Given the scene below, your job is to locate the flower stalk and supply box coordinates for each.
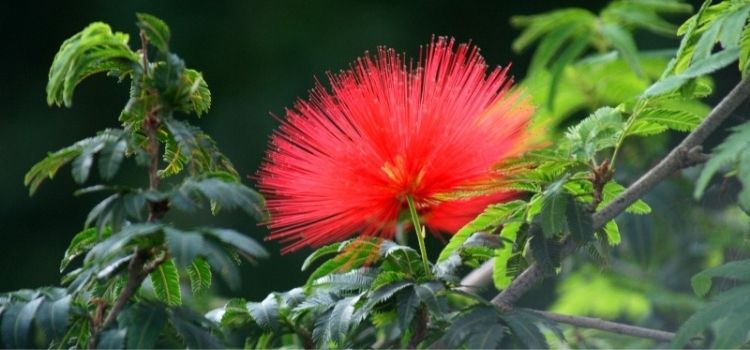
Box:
[406,196,433,279]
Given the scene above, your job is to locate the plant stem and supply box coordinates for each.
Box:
[406,196,433,279]
[530,309,675,342]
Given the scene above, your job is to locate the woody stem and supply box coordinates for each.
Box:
[406,196,433,279]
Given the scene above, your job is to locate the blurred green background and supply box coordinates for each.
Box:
[1,0,605,298]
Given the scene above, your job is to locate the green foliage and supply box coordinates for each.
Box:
[695,120,750,213]
[150,258,182,306]
[513,0,691,109]
[672,259,750,348]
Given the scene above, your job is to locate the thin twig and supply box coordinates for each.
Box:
[530,309,675,342]
[460,76,750,307]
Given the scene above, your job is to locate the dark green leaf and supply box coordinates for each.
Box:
[60,227,100,272]
[164,227,204,268]
[396,288,419,331]
[539,190,567,238]
[201,228,268,259]
[1,297,43,348]
[528,224,556,275]
[566,197,594,244]
[72,150,95,184]
[178,177,266,220]
[691,259,750,297]
[96,329,126,349]
[500,310,548,349]
[98,138,127,180]
[671,284,750,348]
[201,241,240,290]
[122,304,166,349]
[695,121,750,198]
[36,295,71,340]
[169,308,222,349]
[414,282,447,316]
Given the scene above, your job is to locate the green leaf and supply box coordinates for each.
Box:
[493,222,524,289]
[438,200,526,262]
[671,284,750,348]
[501,310,548,349]
[548,32,592,110]
[603,220,621,245]
[201,228,268,259]
[600,181,652,214]
[644,47,740,96]
[1,297,43,348]
[187,257,212,296]
[528,225,556,275]
[97,329,126,349]
[164,227,204,268]
[36,295,71,340]
[302,242,345,271]
[528,22,581,73]
[396,288,419,331]
[177,177,266,220]
[98,138,127,180]
[47,22,138,107]
[201,241,240,290]
[565,106,624,160]
[136,13,170,53]
[740,20,750,74]
[72,149,95,184]
[150,258,182,306]
[414,282,448,316]
[601,23,642,76]
[60,227,102,272]
[695,121,750,198]
[306,241,379,286]
[25,130,122,195]
[441,307,503,348]
[182,69,211,116]
[565,197,594,244]
[718,5,750,50]
[247,294,280,332]
[539,190,567,238]
[637,108,703,132]
[123,303,166,349]
[86,223,163,263]
[169,308,223,349]
[312,294,362,346]
[220,298,250,327]
[690,259,750,297]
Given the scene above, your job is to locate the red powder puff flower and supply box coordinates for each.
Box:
[258,37,534,252]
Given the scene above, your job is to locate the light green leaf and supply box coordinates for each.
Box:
[187,257,212,296]
[601,23,642,76]
[201,228,268,259]
[47,22,138,107]
[136,13,170,53]
[438,200,526,262]
[150,258,182,306]
[645,47,739,96]
[248,294,280,331]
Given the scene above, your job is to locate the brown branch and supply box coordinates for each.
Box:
[460,76,750,307]
[530,309,675,342]
[408,307,429,349]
